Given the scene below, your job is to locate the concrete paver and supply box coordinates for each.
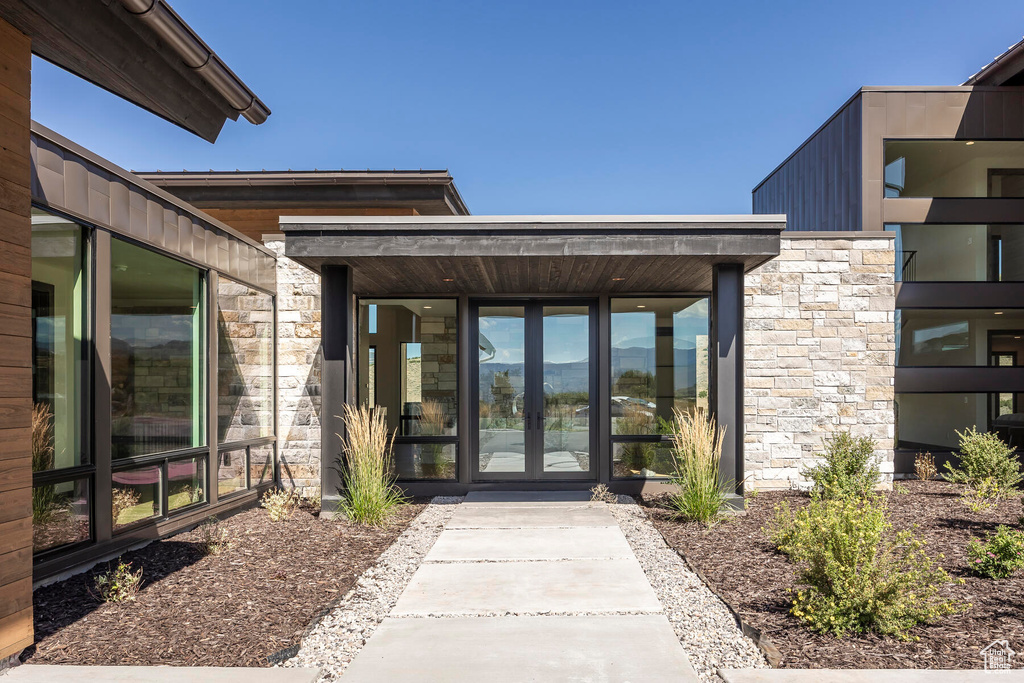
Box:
[341,615,699,682]
[392,558,662,615]
[462,490,595,505]
[4,665,320,683]
[425,526,634,561]
[446,504,616,528]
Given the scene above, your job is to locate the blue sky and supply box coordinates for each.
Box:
[29,0,1024,215]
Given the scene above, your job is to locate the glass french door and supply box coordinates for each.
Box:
[472,300,596,480]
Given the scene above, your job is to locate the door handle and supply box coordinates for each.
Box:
[525,413,531,430]
[537,411,543,426]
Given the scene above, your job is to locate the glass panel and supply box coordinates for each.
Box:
[250,443,274,486]
[888,224,1024,282]
[111,238,204,458]
[477,306,526,474]
[33,478,90,553]
[31,209,85,470]
[897,309,1024,366]
[884,140,1024,198]
[612,441,675,479]
[357,299,457,438]
[168,457,206,511]
[610,298,709,438]
[112,465,161,529]
[217,278,274,443]
[542,306,591,473]
[394,442,457,480]
[896,393,1024,451]
[218,448,246,496]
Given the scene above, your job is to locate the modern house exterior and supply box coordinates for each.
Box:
[753,37,1024,473]
[2,0,1016,666]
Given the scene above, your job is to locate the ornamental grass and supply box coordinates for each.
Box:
[336,404,405,526]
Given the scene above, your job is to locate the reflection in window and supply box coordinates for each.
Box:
[611,298,709,478]
[112,464,161,529]
[168,457,206,511]
[898,309,1024,366]
[884,140,1024,198]
[32,478,90,553]
[217,277,274,444]
[218,448,246,496]
[110,238,204,458]
[31,209,85,471]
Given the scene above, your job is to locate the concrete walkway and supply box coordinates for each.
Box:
[2,665,320,682]
[341,491,700,682]
[720,670,1024,682]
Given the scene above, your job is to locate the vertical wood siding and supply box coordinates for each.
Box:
[0,15,34,661]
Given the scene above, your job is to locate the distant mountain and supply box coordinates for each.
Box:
[478,346,699,398]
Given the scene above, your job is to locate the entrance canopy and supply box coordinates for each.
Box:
[280,215,785,294]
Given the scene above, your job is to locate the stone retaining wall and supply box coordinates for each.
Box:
[743,235,896,490]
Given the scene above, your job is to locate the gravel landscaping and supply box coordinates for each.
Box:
[24,500,427,667]
[608,498,767,682]
[645,480,1024,670]
[283,497,462,680]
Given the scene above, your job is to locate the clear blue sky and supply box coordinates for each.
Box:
[29,0,1024,215]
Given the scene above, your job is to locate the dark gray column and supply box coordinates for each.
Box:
[711,263,744,498]
[321,265,354,511]
[457,295,471,484]
[597,295,612,483]
[206,270,219,508]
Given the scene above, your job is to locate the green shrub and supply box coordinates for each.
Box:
[768,495,960,640]
[336,405,406,526]
[802,432,880,500]
[94,560,143,603]
[197,516,230,556]
[967,525,1024,579]
[665,407,729,525]
[945,428,1023,508]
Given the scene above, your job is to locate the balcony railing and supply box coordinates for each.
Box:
[901,250,917,282]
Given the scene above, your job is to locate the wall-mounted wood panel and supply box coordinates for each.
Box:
[0,15,33,662]
[753,93,862,231]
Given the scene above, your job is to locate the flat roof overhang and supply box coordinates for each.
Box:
[280,215,785,294]
[138,170,470,216]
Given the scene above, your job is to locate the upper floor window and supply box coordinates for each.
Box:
[884,140,1024,198]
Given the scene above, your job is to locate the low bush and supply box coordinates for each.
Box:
[589,483,616,504]
[197,516,230,556]
[945,428,1023,508]
[665,407,729,525]
[336,404,405,526]
[94,560,143,603]
[802,432,879,500]
[767,494,960,640]
[260,488,298,522]
[967,525,1024,579]
[914,451,938,482]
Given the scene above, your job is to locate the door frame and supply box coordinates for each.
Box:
[469,297,599,482]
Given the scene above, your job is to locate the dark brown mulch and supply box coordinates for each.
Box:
[644,481,1024,670]
[24,500,427,667]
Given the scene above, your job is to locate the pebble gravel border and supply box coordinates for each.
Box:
[608,498,768,682]
[283,497,463,681]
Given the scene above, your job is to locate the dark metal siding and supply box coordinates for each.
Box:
[752,93,863,231]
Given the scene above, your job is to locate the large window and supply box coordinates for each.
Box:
[898,308,1024,366]
[610,297,709,478]
[888,224,1024,282]
[31,209,90,554]
[897,392,1024,451]
[884,140,1024,198]
[358,299,458,479]
[216,277,275,496]
[111,238,205,458]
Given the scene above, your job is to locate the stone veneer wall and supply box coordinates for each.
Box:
[744,234,896,490]
[265,239,322,493]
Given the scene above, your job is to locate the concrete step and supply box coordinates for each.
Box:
[720,669,1024,682]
